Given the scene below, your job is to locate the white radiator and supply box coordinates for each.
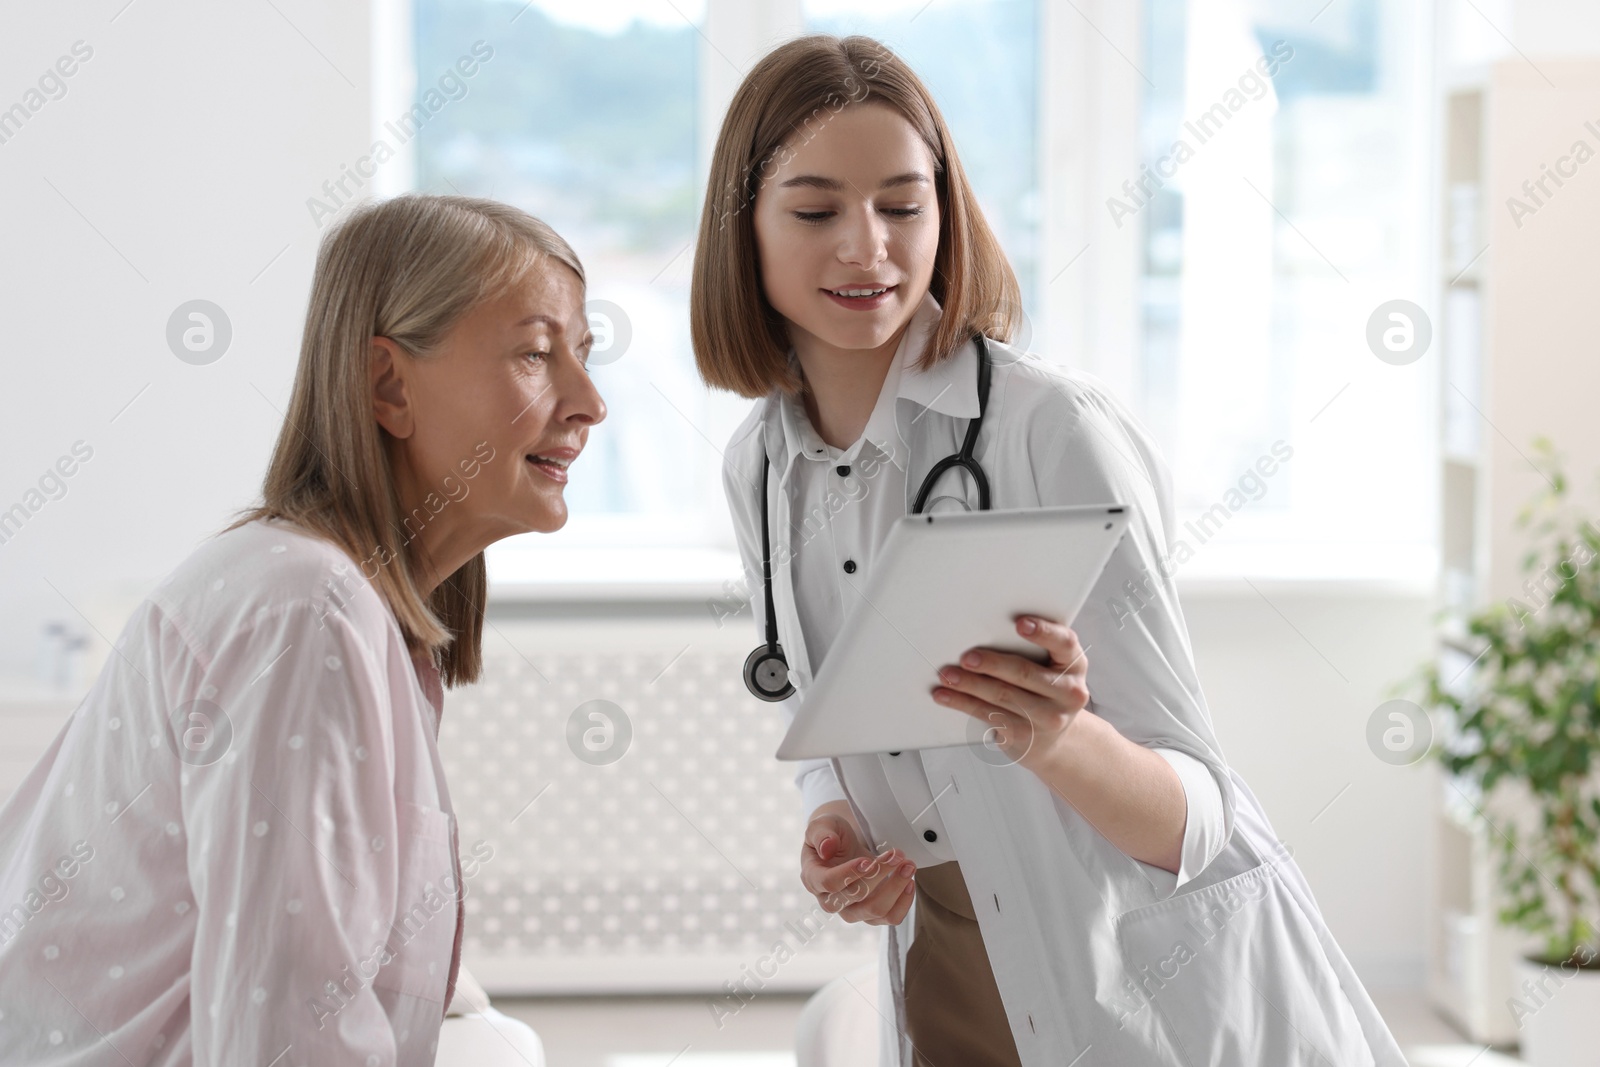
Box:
[440,613,877,996]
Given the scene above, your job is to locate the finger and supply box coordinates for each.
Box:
[840,860,917,923]
[936,663,1054,716]
[814,834,841,864]
[868,873,919,927]
[809,848,899,903]
[840,852,908,907]
[804,817,848,858]
[931,690,1037,753]
[817,850,904,909]
[931,685,1022,727]
[800,843,859,902]
[883,877,917,925]
[1016,616,1088,673]
[1043,648,1089,692]
[928,684,1011,726]
[974,617,1087,677]
[804,866,859,911]
[802,854,861,904]
[943,645,1087,706]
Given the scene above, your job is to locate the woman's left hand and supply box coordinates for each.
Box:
[931,615,1090,773]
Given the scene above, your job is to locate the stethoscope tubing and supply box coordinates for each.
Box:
[743,334,994,701]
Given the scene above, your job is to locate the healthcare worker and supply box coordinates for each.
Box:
[690,34,1407,1067]
[0,195,590,1064]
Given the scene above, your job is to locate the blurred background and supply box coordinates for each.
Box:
[3,0,1599,1063]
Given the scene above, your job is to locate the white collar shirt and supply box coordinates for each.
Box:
[776,313,961,868]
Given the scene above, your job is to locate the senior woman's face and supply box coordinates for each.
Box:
[374,265,606,545]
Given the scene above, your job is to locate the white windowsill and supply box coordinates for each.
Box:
[489,547,746,602]
[486,543,1439,603]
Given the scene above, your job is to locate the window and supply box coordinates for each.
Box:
[413,0,752,587]
[803,0,1041,321]
[1135,0,1434,579]
[406,0,1434,590]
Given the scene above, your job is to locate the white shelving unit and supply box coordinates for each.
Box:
[1425,15,1600,1044]
[1425,60,1525,1050]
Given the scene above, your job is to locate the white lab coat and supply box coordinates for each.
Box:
[720,324,1407,1066]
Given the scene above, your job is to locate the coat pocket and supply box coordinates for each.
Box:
[371,800,460,1004]
[1111,859,1375,1067]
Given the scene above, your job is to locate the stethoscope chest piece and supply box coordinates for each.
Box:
[744,643,795,701]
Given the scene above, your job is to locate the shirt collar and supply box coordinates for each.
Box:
[775,289,980,475]
[895,289,981,422]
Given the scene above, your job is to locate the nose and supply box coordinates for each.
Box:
[554,349,606,427]
[837,203,888,272]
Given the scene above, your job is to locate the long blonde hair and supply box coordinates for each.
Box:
[228,194,585,686]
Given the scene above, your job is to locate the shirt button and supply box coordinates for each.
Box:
[836,464,851,476]
[843,560,857,574]
[923,829,938,843]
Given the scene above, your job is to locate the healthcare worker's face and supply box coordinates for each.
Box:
[752,102,942,358]
[371,264,606,552]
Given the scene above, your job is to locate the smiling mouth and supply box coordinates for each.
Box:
[826,285,895,298]
[525,453,574,484]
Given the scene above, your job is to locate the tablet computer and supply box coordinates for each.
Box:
[774,503,1131,761]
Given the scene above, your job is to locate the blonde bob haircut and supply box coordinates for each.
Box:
[228,193,584,687]
[691,34,1022,399]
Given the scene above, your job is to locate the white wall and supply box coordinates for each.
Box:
[0,1,373,676]
[1515,0,1600,55]
[0,0,1444,992]
[1181,582,1437,988]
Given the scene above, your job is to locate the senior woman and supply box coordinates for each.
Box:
[0,195,602,1064]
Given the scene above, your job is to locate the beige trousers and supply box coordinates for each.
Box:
[903,860,1023,1067]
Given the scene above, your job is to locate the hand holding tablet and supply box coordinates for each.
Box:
[775,503,1130,761]
[931,613,1094,772]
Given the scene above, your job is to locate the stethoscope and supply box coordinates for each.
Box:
[743,333,994,702]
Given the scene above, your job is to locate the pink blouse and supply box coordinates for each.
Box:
[0,517,463,1066]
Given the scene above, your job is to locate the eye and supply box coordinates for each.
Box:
[792,207,924,224]
[522,350,550,365]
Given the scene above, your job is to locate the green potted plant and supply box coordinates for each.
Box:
[1412,438,1600,1066]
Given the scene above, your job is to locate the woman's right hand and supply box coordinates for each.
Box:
[801,800,917,926]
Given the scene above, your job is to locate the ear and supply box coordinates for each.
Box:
[370,336,414,439]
